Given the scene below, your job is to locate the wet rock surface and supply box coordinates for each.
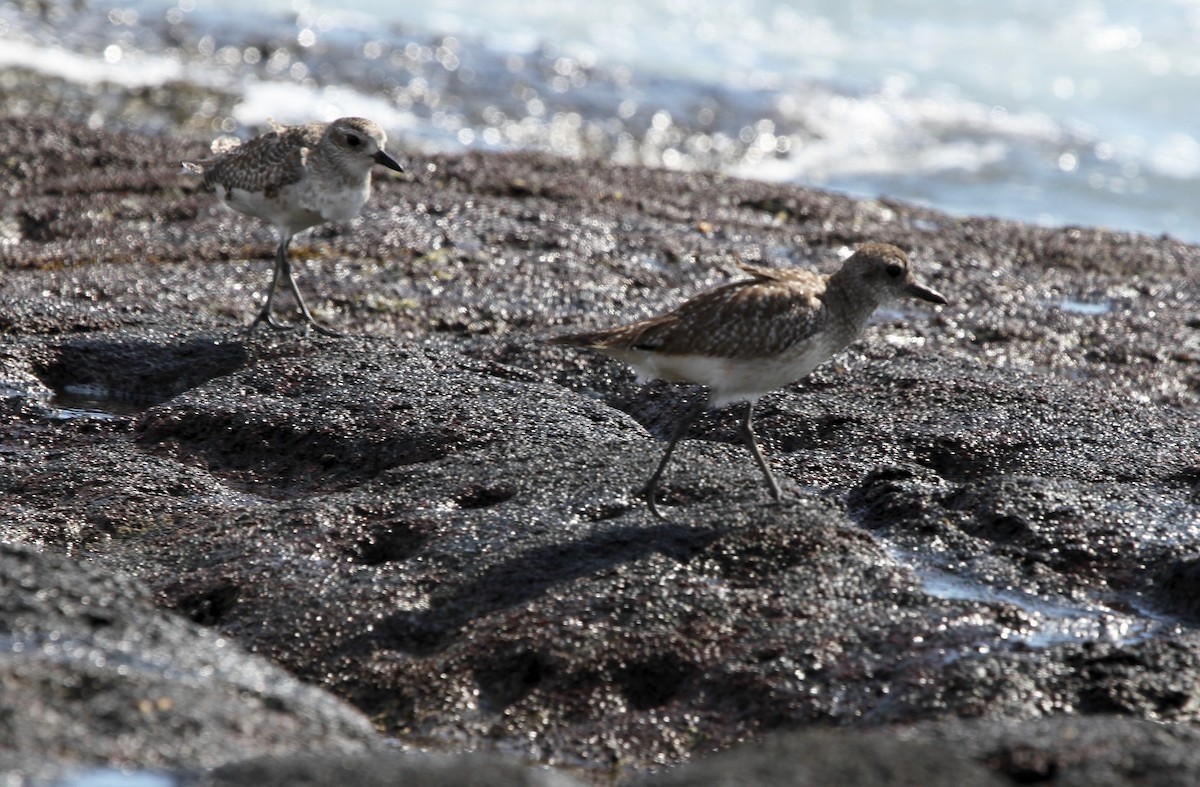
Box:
[0,541,381,785]
[2,116,1200,783]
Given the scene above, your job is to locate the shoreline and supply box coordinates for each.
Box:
[5,0,1200,243]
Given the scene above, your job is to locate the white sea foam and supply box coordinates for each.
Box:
[1148,131,1200,178]
[750,86,1065,183]
[232,80,419,134]
[0,38,185,87]
[3,0,1200,239]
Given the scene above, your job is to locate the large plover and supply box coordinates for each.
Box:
[185,117,404,336]
[550,242,947,518]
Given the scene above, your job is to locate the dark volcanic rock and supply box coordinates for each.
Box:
[907,715,1200,787]
[1154,555,1200,624]
[635,716,1200,786]
[0,542,381,785]
[629,727,1008,787]
[3,117,1200,783]
[101,342,1200,773]
[134,339,639,494]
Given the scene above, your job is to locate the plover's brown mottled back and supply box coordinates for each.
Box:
[550,242,947,518]
[185,117,404,336]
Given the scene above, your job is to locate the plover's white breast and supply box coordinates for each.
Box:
[292,175,373,225]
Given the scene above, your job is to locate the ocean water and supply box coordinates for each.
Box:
[3,0,1200,241]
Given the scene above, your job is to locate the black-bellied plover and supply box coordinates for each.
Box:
[185,117,404,336]
[550,242,947,518]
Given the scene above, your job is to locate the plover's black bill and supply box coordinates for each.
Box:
[907,281,947,305]
[375,149,404,172]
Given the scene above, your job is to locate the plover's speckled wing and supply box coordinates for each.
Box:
[201,124,323,197]
[553,264,828,360]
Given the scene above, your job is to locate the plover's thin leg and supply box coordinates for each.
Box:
[642,397,708,520]
[739,400,783,502]
[248,237,294,335]
[276,239,345,338]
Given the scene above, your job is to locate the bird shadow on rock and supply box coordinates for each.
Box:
[32,331,249,411]
[368,517,728,658]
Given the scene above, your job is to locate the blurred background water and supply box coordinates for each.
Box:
[2,0,1199,240]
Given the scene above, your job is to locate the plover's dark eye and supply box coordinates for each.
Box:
[885,263,903,278]
[346,134,362,147]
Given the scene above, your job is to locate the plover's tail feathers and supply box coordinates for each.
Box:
[547,313,675,352]
[181,134,243,175]
[181,134,245,177]
[180,131,248,179]
[546,327,617,348]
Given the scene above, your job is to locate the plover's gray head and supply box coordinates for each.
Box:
[323,117,404,175]
[840,242,947,305]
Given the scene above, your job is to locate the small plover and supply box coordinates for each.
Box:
[185,117,404,336]
[550,242,947,518]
